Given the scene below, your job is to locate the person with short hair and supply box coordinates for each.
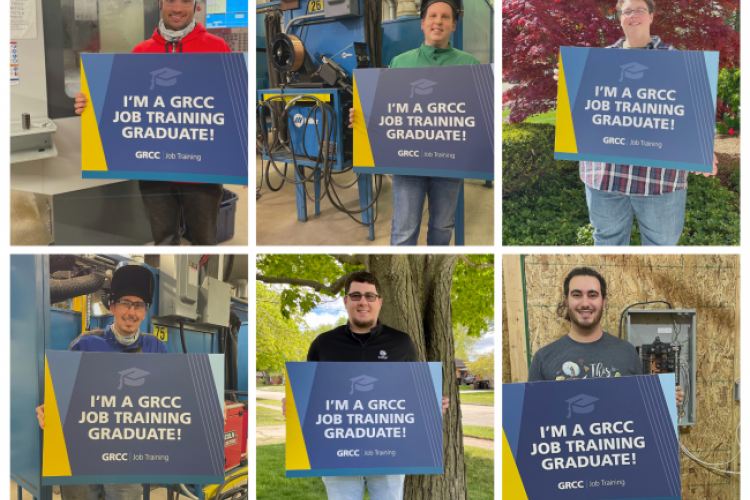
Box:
[351,0,480,246]
[554,0,718,245]
[74,0,231,245]
[283,270,449,499]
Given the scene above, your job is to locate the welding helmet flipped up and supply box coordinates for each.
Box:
[110,262,155,306]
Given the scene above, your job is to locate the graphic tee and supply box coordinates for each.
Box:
[528,331,643,382]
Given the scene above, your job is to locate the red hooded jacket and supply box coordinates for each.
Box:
[133,22,230,54]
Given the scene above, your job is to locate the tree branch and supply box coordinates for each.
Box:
[329,254,364,266]
[459,255,495,269]
[256,271,355,295]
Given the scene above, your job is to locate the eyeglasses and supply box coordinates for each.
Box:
[346,293,381,302]
[115,299,149,311]
[619,8,650,17]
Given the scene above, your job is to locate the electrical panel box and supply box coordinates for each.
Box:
[159,255,201,320]
[323,0,360,18]
[198,276,231,327]
[625,309,697,426]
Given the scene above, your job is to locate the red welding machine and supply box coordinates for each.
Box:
[224,401,246,470]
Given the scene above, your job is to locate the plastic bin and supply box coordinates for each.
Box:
[181,188,239,243]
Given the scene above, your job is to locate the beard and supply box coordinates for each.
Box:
[350,317,376,330]
[569,307,604,330]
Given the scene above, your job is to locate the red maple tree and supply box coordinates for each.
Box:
[502,0,740,122]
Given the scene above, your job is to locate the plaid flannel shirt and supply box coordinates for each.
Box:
[579,35,688,196]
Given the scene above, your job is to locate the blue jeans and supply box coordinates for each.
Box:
[585,186,687,246]
[60,484,142,500]
[322,475,405,500]
[391,175,462,246]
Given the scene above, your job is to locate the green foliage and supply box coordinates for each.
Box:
[452,255,494,337]
[502,123,577,196]
[717,67,740,113]
[256,406,286,427]
[453,325,483,361]
[257,254,362,318]
[258,254,495,338]
[503,168,739,246]
[467,352,494,380]
[256,282,314,373]
[727,164,740,194]
[680,175,740,245]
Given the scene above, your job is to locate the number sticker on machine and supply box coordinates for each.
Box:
[308,0,324,13]
[154,325,168,341]
[225,430,237,447]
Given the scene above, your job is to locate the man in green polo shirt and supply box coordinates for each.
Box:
[351,0,479,246]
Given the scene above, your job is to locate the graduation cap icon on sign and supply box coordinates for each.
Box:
[619,62,648,82]
[150,67,182,90]
[410,78,438,97]
[350,375,378,394]
[565,394,599,418]
[118,367,150,390]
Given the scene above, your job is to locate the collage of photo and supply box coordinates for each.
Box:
[5,0,743,500]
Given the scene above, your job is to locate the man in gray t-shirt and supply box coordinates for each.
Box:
[529,267,684,407]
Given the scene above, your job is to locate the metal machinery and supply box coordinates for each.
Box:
[10,255,249,500]
[625,309,697,426]
[256,0,494,242]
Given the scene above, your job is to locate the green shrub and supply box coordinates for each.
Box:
[502,123,577,196]
[717,67,740,113]
[503,169,739,246]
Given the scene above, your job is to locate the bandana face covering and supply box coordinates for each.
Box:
[112,324,140,347]
[159,19,196,42]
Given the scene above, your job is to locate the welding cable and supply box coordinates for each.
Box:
[179,484,200,499]
[257,93,383,227]
[179,320,188,354]
[618,301,673,338]
[214,470,249,500]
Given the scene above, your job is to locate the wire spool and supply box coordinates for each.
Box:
[269,34,306,72]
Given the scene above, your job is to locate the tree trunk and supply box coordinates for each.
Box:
[261,369,271,385]
[363,255,467,500]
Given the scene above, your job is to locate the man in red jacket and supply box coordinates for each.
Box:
[75,0,231,246]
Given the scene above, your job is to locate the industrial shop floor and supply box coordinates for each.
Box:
[9,186,249,246]
[256,155,495,246]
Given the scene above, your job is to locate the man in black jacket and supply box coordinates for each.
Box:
[285,270,447,500]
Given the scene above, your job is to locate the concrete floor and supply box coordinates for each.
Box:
[10,480,247,499]
[256,155,494,246]
[10,185,248,246]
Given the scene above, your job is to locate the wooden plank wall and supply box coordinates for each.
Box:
[501,254,740,500]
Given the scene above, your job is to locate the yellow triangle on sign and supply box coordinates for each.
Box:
[80,62,109,171]
[502,430,529,499]
[352,77,375,168]
[42,356,72,477]
[285,369,311,471]
[554,56,578,154]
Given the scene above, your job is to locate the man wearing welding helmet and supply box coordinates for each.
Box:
[35,263,165,500]
[350,0,480,246]
[74,0,232,246]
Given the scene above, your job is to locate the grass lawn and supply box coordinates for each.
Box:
[257,384,286,392]
[502,108,558,125]
[459,385,476,392]
[256,443,492,500]
[460,391,494,406]
[257,406,286,427]
[463,425,494,440]
[257,398,282,407]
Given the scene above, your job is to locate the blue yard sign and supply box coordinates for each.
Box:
[285,362,444,478]
[503,374,681,500]
[80,53,248,184]
[555,47,718,173]
[353,65,494,180]
[42,351,225,485]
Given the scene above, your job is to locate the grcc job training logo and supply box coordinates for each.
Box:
[409,78,437,98]
[149,67,182,90]
[118,367,150,390]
